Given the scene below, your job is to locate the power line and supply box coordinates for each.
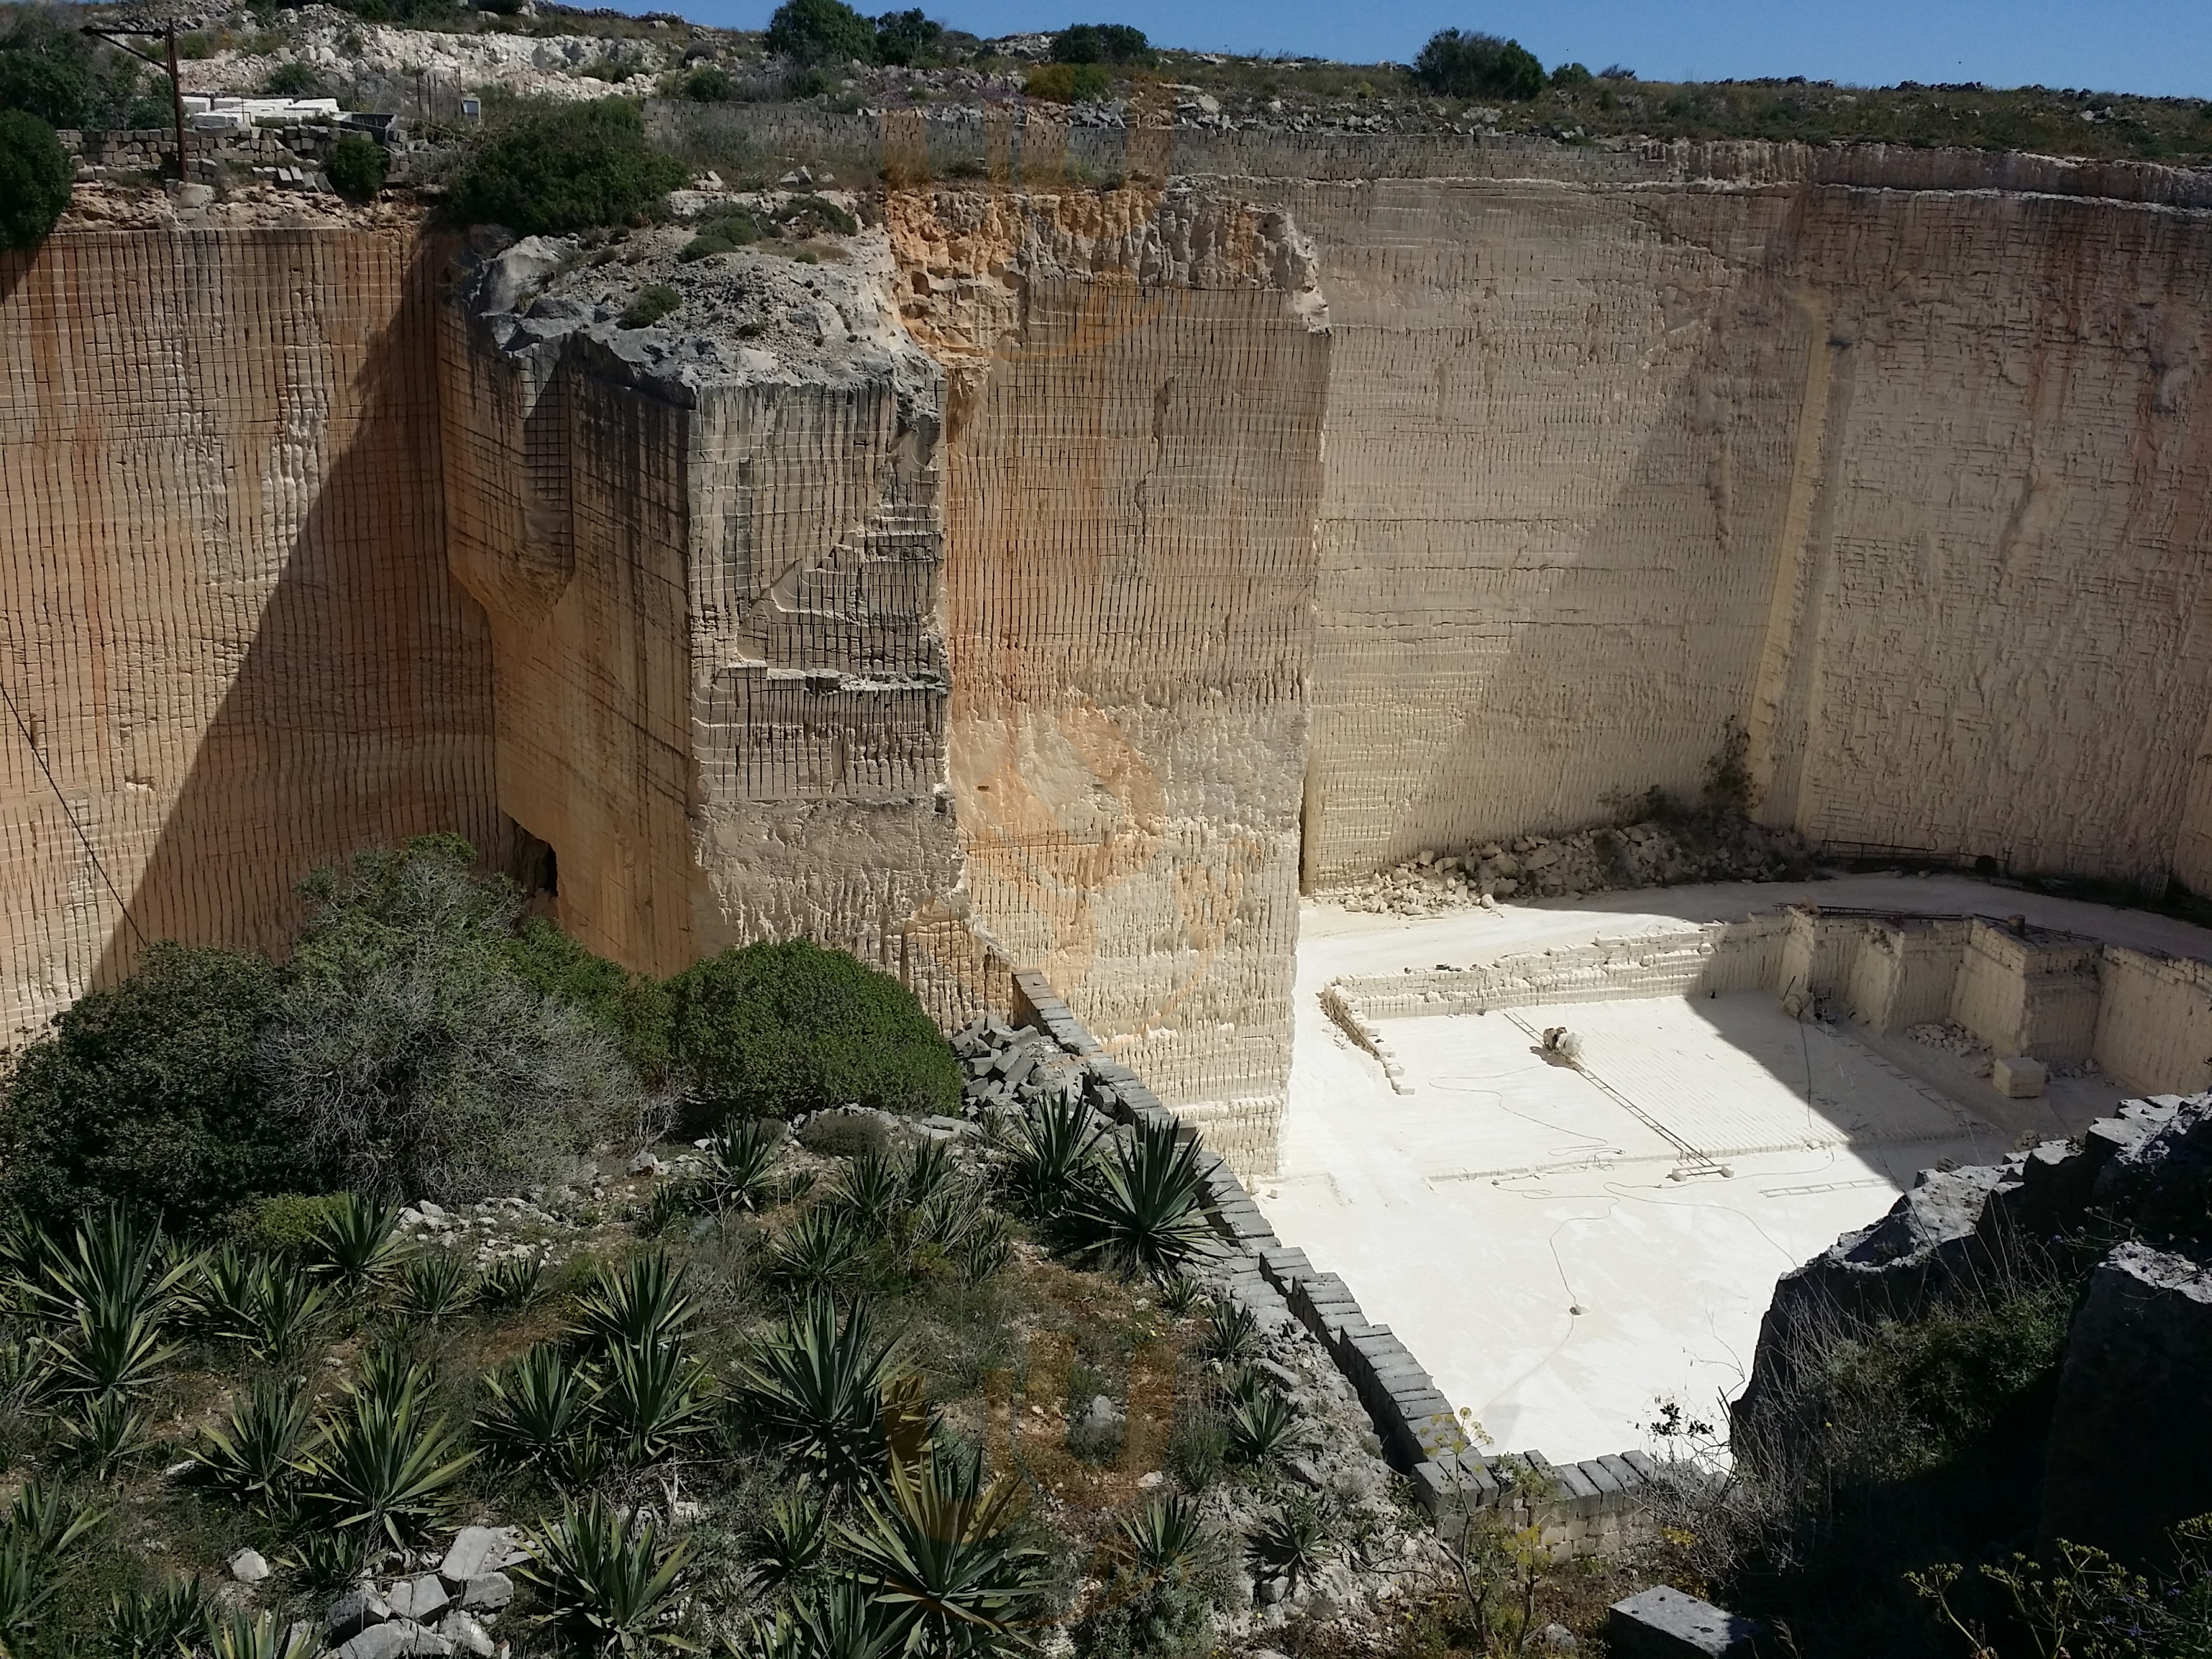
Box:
[0,678,150,951]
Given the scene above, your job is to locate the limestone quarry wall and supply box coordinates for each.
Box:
[0,226,499,1036]
[435,276,973,1015]
[1283,175,2212,887]
[892,186,1332,1173]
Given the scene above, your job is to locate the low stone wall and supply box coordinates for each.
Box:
[1008,967,1659,1561]
[1325,905,2212,1099]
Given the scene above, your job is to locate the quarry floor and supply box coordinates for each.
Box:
[1257,874,2212,1465]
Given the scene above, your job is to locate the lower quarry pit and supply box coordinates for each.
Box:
[1261,873,2212,1464]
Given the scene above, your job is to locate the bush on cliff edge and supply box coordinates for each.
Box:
[668,937,960,1124]
[0,108,72,249]
[443,98,688,235]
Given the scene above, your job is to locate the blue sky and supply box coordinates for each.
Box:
[665,1,2212,99]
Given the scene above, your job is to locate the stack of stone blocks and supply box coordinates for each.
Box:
[58,114,402,192]
[1005,968,1664,1561]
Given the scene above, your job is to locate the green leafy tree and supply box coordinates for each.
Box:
[680,64,733,101]
[260,61,325,98]
[874,9,943,67]
[443,99,688,236]
[258,836,635,1202]
[766,0,877,66]
[668,938,958,1122]
[502,915,674,1084]
[0,106,70,248]
[323,133,389,203]
[0,941,306,1229]
[1412,29,1547,102]
[0,9,149,130]
[1050,23,1153,65]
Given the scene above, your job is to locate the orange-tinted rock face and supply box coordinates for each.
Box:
[0,226,500,1035]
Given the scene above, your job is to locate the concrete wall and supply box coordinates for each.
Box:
[0,227,500,1036]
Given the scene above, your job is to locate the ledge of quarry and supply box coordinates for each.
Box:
[451,193,939,413]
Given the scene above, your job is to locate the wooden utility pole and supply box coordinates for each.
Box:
[82,16,194,184]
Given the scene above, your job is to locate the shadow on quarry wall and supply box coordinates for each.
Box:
[88,233,501,989]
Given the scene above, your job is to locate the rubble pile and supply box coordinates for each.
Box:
[1330,814,1814,916]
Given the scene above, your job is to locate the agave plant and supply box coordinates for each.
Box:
[550,1426,615,1492]
[394,1249,475,1324]
[840,1437,1050,1656]
[1002,1088,1103,1221]
[956,1212,1015,1286]
[25,1206,194,1398]
[1200,1299,1258,1364]
[476,1343,602,1470]
[190,1376,316,1507]
[276,1525,371,1599]
[746,1576,899,1659]
[833,1150,905,1241]
[599,1334,715,1467]
[727,1292,898,1493]
[702,1118,785,1215]
[571,1252,695,1353]
[306,1193,407,1292]
[765,1208,865,1296]
[0,1483,102,1653]
[518,1496,695,1657]
[476,1255,550,1314]
[201,1607,323,1659]
[1226,1387,1299,1467]
[55,1388,157,1479]
[0,1330,51,1416]
[108,1574,209,1658]
[743,1481,830,1595]
[899,1141,958,1214]
[1157,1274,1205,1319]
[1246,1496,1334,1597]
[636,1183,695,1240]
[194,1251,332,1365]
[293,1359,475,1547]
[1069,1119,1213,1277]
[1113,1493,1210,1588]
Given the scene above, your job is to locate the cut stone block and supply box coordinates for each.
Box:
[1992,1055,2047,1097]
[1608,1586,1761,1657]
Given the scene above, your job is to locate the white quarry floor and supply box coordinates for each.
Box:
[1259,874,2208,1465]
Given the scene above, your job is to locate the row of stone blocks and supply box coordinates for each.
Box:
[1006,967,1664,1561]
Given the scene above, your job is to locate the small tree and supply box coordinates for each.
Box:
[1051,22,1153,66]
[443,99,689,236]
[1412,29,1547,102]
[680,64,733,101]
[766,0,877,65]
[874,8,943,67]
[0,108,73,250]
[323,134,388,203]
[261,60,325,99]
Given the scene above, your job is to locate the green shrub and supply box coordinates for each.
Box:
[617,281,681,328]
[1412,29,1547,102]
[501,916,673,1084]
[798,1111,888,1160]
[668,939,959,1122]
[323,134,388,203]
[443,99,688,235]
[874,8,943,66]
[1050,23,1152,66]
[0,109,73,251]
[260,61,324,98]
[0,941,308,1231]
[766,0,877,65]
[1551,61,1595,87]
[779,192,856,234]
[1025,62,1113,104]
[681,64,733,101]
[224,1193,348,1255]
[260,836,635,1203]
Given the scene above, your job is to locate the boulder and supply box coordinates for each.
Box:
[2089,1095,2212,1244]
[436,1612,497,1658]
[326,1588,393,1641]
[2041,1242,2212,1565]
[226,1547,270,1584]
[459,1570,515,1612]
[332,1622,419,1659]
[388,1574,449,1622]
[440,1525,521,1585]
